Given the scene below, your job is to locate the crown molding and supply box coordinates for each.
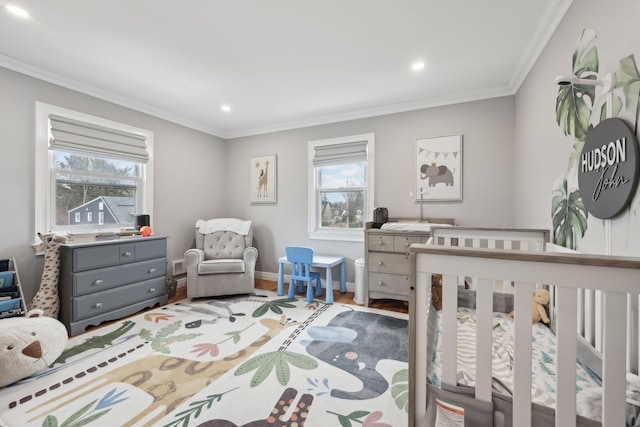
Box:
[508,0,574,90]
[0,54,227,138]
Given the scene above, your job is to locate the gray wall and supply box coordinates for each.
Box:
[226,96,516,280]
[514,0,640,256]
[0,66,227,302]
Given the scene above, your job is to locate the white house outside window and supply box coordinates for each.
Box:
[308,133,374,241]
[35,102,154,242]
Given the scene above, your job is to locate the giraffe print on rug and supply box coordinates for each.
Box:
[30,233,67,318]
[197,387,313,426]
[27,316,299,426]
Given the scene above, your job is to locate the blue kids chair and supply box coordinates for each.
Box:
[286,246,322,302]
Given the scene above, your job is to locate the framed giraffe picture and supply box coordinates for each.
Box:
[250,154,277,204]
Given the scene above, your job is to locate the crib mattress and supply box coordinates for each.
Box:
[427,307,601,409]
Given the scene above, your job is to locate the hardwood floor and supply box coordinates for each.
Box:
[170,278,408,314]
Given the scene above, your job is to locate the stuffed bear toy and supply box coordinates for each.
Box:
[431,273,443,311]
[510,289,550,323]
[0,309,68,387]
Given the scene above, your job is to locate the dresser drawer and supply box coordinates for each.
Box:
[73,258,166,296]
[368,272,409,296]
[134,239,167,261]
[367,235,393,252]
[393,235,423,253]
[73,245,121,272]
[368,252,409,275]
[73,276,166,321]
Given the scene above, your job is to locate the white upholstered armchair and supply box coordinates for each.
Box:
[185,219,258,298]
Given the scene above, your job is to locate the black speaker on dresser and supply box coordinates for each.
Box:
[134,214,150,230]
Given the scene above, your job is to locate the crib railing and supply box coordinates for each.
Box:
[409,242,640,427]
[428,227,640,373]
[544,243,640,376]
[428,226,550,253]
[427,227,549,294]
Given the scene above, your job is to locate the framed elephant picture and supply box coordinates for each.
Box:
[250,154,277,204]
[416,134,462,201]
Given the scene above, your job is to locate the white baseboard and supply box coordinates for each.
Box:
[176,276,187,288]
[255,270,355,293]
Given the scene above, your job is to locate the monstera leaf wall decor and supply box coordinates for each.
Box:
[552,28,640,249]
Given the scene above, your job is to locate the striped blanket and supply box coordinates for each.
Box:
[427,307,600,408]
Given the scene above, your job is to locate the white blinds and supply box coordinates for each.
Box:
[49,115,149,163]
[312,140,368,166]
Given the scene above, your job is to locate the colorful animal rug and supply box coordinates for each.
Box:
[0,292,409,426]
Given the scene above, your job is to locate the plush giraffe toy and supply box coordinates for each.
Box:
[30,232,67,318]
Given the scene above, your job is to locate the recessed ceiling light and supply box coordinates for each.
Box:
[221,105,231,112]
[412,61,425,72]
[6,5,29,18]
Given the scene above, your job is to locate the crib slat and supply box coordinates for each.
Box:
[577,288,584,338]
[555,286,577,427]
[475,278,493,402]
[513,282,534,427]
[412,271,430,426]
[584,289,595,346]
[627,294,639,374]
[595,290,603,352]
[637,294,640,374]
[602,291,627,426]
[442,274,459,387]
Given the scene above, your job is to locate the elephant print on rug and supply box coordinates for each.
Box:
[304,310,408,400]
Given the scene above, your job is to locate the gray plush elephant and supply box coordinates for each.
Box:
[304,310,408,400]
[420,162,454,187]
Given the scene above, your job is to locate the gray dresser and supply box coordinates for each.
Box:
[58,235,168,336]
[364,219,454,306]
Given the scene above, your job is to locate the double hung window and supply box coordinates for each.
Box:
[35,103,153,240]
[308,133,374,241]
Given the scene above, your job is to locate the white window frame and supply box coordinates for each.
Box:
[35,102,154,243]
[307,133,374,242]
[87,212,93,222]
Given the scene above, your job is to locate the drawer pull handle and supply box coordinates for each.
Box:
[378,261,383,265]
[148,268,156,273]
[95,302,103,309]
[378,281,384,286]
[405,242,410,247]
[123,251,133,257]
[94,279,104,285]
[149,288,156,293]
[378,241,383,245]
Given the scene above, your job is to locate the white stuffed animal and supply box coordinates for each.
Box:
[0,309,68,387]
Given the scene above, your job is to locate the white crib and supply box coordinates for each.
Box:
[409,226,640,427]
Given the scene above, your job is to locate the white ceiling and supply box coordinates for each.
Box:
[0,1,573,139]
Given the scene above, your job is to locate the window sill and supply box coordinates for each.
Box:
[308,230,364,242]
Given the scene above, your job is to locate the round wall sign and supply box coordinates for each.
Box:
[578,118,640,219]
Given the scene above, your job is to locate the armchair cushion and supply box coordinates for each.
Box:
[203,231,246,260]
[198,259,245,275]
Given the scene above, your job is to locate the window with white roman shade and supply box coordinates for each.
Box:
[308,133,374,241]
[35,102,154,241]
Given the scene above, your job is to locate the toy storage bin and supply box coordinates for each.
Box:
[0,258,26,319]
